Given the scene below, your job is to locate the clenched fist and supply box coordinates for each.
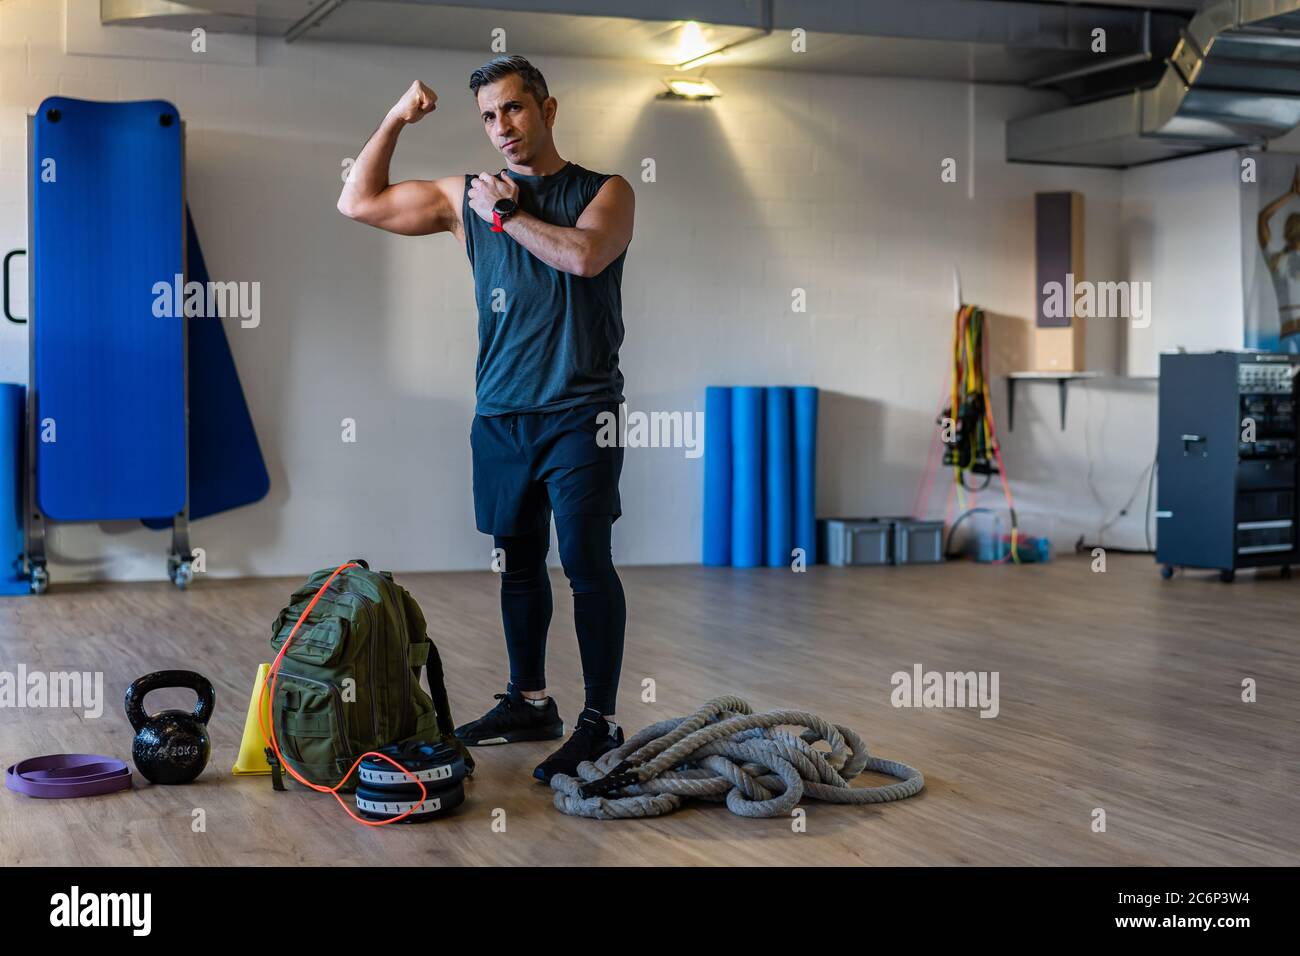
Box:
[468,171,519,225]
[389,81,437,125]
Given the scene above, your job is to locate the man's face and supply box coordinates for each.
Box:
[476,74,554,165]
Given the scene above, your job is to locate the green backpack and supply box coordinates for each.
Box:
[267,559,472,790]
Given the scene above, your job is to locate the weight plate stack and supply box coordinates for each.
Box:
[355,778,465,823]
[354,740,468,824]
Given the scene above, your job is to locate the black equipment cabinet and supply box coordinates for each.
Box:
[1157,351,1300,582]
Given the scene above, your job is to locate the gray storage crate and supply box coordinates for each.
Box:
[892,518,944,564]
[819,517,946,566]
[819,518,892,566]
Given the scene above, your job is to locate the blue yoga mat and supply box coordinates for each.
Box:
[730,387,764,568]
[143,210,269,528]
[793,386,819,565]
[0,384,26,594]
[765,387,793,567]
[702,386,732,566]
[33,97,186,521]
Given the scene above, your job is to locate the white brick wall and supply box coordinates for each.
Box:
[0,0,1223,580]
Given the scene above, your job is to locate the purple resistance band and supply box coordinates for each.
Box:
[5,753,132,799]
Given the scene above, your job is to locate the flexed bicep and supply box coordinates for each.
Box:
[340,176,463,237]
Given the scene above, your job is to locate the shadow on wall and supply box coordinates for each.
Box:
[177,129,487,574]
[1119,215,1155,375]
[982,307,1034,453]
[980,309,1068,489]
[817,389,936,520]
[603,87,772,331]
[984,310,1033,379]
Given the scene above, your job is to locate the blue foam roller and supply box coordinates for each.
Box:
[792,386,819,565]
[730,387,764,568]
[702,386,732,566]
[764,387,793,567]
[0,384,27,594]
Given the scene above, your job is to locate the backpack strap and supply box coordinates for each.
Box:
[419,637,473,771]
[420,639,454,739]
[395,586,475,773]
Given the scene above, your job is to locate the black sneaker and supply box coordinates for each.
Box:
[454,689,564,746]
[533,709,625,783]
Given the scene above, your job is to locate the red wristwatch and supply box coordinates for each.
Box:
[491,198,518,233]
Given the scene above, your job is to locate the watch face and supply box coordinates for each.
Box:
[494,198,517,215]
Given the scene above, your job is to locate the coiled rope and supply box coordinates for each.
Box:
[550,696,924,819]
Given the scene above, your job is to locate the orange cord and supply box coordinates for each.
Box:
[257,561,432,826]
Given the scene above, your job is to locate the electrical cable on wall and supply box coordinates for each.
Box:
[1076,448,1158,555]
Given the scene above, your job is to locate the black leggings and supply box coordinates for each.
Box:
[494,514,626,714]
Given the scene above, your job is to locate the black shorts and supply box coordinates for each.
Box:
[470,400,624,536]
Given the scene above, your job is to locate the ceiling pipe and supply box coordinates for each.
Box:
[284,0,350,44]
[1007,0,1300,168]
[1027,9,1153,89]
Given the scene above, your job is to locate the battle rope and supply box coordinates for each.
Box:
[550,696,924,820]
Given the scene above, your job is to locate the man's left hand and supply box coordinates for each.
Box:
[468,171,519,224]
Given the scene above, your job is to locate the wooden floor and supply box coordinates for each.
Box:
[1,554,1297,866]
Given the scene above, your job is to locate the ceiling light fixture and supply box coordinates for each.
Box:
[661,77,723,100]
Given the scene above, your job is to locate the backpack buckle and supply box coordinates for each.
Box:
[265,748,286,792]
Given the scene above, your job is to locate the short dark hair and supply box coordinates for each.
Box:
[469,55,550,107]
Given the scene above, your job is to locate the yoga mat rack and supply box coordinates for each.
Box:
[22,97,193,593]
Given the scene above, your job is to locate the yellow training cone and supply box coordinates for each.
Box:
[232,663,275,775]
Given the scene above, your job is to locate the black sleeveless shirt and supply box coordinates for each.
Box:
[462,162,627,416]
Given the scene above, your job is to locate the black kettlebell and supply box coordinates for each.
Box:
[124,670,215,785]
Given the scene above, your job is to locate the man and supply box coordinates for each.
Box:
[337,56,634,782]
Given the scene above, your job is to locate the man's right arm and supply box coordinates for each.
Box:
[337,81,462,238]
